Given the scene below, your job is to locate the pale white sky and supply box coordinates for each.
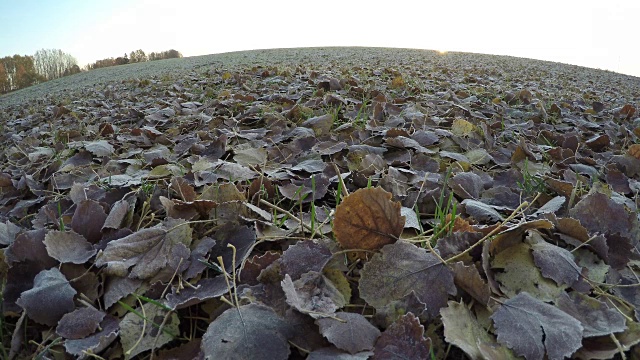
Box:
[1,0,639,77]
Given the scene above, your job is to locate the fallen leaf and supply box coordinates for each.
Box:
[16,268,76,326]
[359,241,456,318]
[441,300,510,359]
[316,312,381,354]
[120,302,179,359]
[528,232,582,287]
[492,242,566,301]
[201,303,291,360]
[280,239,333,281]
[282,272,346,318]
[64,315,119,356]
[95,218,192,279]
[491,292,583,360]
[333,187,405,250]
[372,312,431,359]
[555,291,626,337]
[56,307,105,339]
[44,230,97,264]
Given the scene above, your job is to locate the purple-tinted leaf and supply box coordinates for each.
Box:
[316,312,381,354]
[56,307,106,339]
[280,239,332,281]
[17,268,77,326]
[282,272,346,318]
[201,303,291,360]
[44,230,96,264]
[372,313,431,359]
[359,241,455,318]
[491,292,583,360]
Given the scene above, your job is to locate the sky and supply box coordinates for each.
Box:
[1,0,639,77]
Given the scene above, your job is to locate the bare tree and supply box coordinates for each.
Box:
[33,49,80,80]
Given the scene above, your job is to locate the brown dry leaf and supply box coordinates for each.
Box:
[620,104,636,119]
[518,89,533,104]
[333,187,405,250]
[627,144,640,160]
[450,261,491,305]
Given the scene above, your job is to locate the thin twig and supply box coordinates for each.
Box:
[445,194,538,264]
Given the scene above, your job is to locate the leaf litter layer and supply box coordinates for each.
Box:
[1,47,640,359]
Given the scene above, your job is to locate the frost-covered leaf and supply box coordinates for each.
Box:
[71,199,107,244]
[282,272,346,318]
[0,220,21,246]
[16,268,76,326]
[201,303,291,360]
[556,291,626,337]
[316,312,380,354]
[359,241,456,317]
[56,307,105,339]
[95,218,191,279]
[69,140,114,157]
[449,172,483,199]
[165,276,229,310]
[234,147,268,166]
[308,347,373,359]
[44,230,96,264]
[64,315,119,356]
[372,313,431,359]
[491,242,566,301]
[102,198,131,230]
[373,291,428,328]
[280,239,332,281]
[491,292,583,360]
[570,190,639,238]
[531,196,565,217]
[528,232,582,286]
[461,199,504,222]
[210,222,255,272]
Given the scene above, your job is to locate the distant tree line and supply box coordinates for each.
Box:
[0,49,80,95]
[87,49,182,70]
[0,55,43,95]
[0,48,182,95]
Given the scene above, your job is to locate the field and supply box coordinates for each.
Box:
[1,47,640,359]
